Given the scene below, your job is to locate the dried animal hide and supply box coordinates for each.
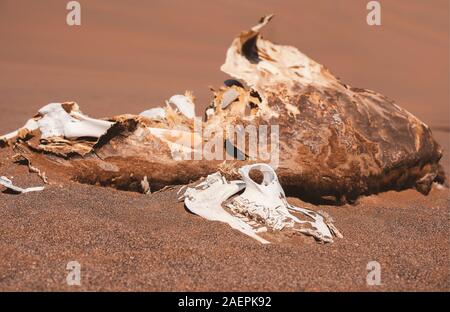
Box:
[0,15,444,202]
[211,14,444,201]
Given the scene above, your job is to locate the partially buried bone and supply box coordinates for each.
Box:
[226,164,341,243]
[0,176,44,194]
[181,164,341,243]
[181,172,270,244]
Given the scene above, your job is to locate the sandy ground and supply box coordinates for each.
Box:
[0,0,449,291]
[0,181,448,291]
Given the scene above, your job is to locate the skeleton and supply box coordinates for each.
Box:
[180,163,342,243]
[167,93,196,119]
[0,15,445,202]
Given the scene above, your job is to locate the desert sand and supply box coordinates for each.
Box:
[0,0,449,291]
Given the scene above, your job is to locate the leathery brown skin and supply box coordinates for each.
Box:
[6,116,239,193]
[206,84,443,202]
[0,15,445,203]
[210,14,444,203]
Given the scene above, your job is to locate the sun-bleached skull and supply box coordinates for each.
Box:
[181,164,341,244]
[138,93,196,122]
[180,172,270,244]
[226,163,342,243]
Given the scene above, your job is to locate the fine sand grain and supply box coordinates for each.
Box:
[0,180,448,291]
[0,0,449,291]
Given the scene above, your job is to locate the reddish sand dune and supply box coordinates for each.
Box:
[0,0,448,291]
[0,1,448,126]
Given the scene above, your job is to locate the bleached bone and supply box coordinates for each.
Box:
[139,107,167,120]
[140,175,151,194]
[0,118,39,141]
[37,103,113,139]
[0,176,44,194]
[216,15,444,198]
[226,164,341,243]
[0,15,443,201]
[1,102,114,142]
[181,172,270,244]
[220,88,240,109]
[167,94,195,119]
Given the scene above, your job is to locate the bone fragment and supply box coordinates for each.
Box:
[181,172,270,244]
[0,176,44,194]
